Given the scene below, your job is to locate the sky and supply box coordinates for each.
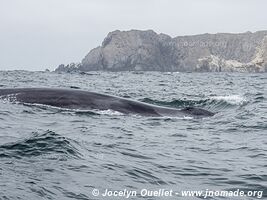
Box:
[0,0,266,71]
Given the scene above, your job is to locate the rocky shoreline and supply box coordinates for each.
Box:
[55,30,267,72]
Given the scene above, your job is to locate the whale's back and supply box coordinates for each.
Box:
[0,88,214,117]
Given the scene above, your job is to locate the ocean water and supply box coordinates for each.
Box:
[0,71,266,200]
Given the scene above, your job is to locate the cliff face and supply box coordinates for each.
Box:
[80,30,183,71]
[55,30,267,72]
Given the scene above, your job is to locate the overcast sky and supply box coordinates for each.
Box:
[0,0,266,71]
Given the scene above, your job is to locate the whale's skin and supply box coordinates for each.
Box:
[0,88,214,117]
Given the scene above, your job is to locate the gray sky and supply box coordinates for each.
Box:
[0,0,266,71]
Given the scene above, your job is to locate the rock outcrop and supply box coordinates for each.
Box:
[55,30,267,72]
[56,63,82,73]
[80,30,182,72]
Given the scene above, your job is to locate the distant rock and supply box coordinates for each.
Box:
[55,63,82,73]
[80,30,182,72]
[55,30,267,72]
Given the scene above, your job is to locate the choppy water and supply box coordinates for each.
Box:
[0,71,266,200]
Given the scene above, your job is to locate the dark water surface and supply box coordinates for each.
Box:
[0,71,266,199]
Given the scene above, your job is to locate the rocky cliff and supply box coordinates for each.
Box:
[55,30,267,72]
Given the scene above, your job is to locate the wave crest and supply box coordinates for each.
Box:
[141,94,247,110]
[0,130,80,159]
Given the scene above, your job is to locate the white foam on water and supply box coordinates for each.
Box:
[0,94,18,104]
[211,95,246,105]
[20,104,124,116]
[94,109,124,116]
[149,115,194,120]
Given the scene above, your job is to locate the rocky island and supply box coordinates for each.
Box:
[55,30,267,72]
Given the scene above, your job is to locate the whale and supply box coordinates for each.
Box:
[0,88,214,117]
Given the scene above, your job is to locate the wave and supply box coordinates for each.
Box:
[0,130,80,159]
[210,95,247,105]
[141,94,247,110]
